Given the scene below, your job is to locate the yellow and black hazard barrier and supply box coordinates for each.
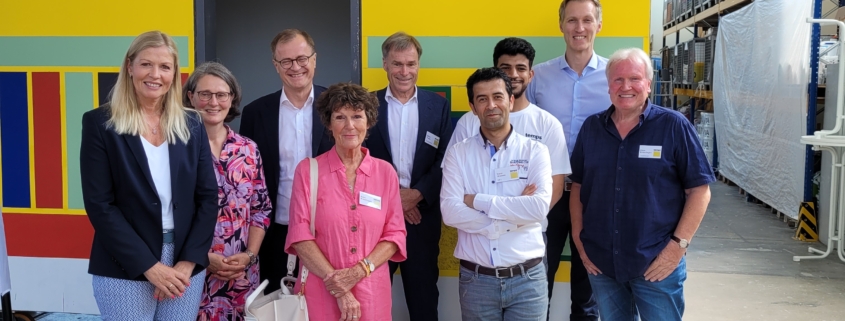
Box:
[794,202,818,242]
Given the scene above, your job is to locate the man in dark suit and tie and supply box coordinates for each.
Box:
[239,28,333,294]
[365,31,453,321]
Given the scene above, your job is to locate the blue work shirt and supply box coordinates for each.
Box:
[569,102,715,282]
[526,53,611,154]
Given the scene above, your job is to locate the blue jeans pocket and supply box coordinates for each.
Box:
[459,266,476,284]
[524,264,547,281]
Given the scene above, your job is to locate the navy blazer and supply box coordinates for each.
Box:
[365,88,453,212]
[239,85,334,212]
[80,105,218,280]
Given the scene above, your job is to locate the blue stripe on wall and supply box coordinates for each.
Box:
[0,72,32,208]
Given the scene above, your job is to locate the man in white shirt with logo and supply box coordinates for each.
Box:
[441,67,553,321]
[449,37,569,232]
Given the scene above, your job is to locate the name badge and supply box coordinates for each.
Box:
[638,145,663,159]
[359,191,382,210]
[425,131,440,148]
[495,166,519,183]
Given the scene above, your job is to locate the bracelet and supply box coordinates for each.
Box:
[245,250,257,267]
[358,260,371,277]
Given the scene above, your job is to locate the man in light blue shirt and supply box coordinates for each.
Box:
[525,1,609,320]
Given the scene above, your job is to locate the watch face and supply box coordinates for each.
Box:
[679,239,689,248]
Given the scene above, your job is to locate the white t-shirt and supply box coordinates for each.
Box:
[141,137,174,230]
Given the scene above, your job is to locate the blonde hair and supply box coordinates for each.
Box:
[107,30,192,144]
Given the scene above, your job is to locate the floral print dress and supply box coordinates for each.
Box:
[198,126,272,321]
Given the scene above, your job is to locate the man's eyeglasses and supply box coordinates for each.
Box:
[273,52,316,69]
[195,91,232,102]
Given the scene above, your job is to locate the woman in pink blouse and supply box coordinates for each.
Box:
[284,83,407,321]
[183,62,272,320]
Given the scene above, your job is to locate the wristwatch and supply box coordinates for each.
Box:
[671,236,690,249]
[245,250,257,267]
[363,258,375,274]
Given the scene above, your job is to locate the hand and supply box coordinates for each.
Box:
[403,207,422,225]
[144,262,190,300]
[323,265,366,298]
[223,253,250,270]
[336,291,361,321]
[399,189,423,212]
[463,194,476,209]
[173,261,196,282]
[572,240,602,276]
[643,241,685,282]
[521,184,537,196]
[207,253,246,281]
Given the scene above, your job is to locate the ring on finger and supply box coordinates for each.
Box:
[330,290,336,295]
[168,283,174,288]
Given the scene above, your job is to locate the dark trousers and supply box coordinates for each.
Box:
[259,222,298,294]
[389,210,442,321]
[545,190,598,321]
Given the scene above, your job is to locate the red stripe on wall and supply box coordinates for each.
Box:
[181,73,188,86]
[3,213,93,259]
[32,72,64,208]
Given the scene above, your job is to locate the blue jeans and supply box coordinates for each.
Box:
[587,257,687,321]
[459,261,549,321]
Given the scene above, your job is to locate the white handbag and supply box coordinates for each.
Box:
[245,158,318,321]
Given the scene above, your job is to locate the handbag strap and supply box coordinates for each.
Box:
[297,157,318,294]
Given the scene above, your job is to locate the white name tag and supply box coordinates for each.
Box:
[495,166,519,183]
[425,131,440,148]
[638,145,663,159]
[359,191,382,210]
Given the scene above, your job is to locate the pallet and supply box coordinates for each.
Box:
[717,172,799,228]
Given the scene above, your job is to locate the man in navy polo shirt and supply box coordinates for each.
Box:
[568,47,714,321]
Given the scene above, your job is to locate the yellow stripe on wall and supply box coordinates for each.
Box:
[26,73,37,208]
[362,0,649,38]
[60,72,69,209]
[0,0,194,37]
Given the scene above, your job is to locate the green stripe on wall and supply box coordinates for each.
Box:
[65,72,92,209]
[0,36,189,67]
[368,36,642,69]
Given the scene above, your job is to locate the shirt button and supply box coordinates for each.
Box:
[493,159,496,161]
[351,226,358,232]
[351,248,357,254]
[618,167,622,170]
[350,204,357,210]
[614,251,619,254]
[615,230,619,234]
[153,202,159,206]
[493,248,497,251]
[492,181,495,184]
[615,209,619,212]
[616,188,620,191]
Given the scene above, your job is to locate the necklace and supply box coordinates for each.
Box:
[144,110,163,135]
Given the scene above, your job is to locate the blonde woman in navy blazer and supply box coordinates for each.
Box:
[80,31,218,320]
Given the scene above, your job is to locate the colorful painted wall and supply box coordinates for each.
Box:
[0,0,194,312]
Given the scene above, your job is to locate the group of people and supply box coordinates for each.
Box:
[79,0,715,320]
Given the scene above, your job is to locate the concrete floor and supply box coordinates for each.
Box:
[21,180,845,320]
[684,181,845,321]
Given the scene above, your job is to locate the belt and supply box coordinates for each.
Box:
[460,257,543,278]
[163,229,174,244]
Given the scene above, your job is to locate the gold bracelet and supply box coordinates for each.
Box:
[358,260,371,277]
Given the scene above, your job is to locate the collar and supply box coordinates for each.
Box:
[478,124,515,151]
[326,145,373,177]
[385,85,418,104]
[280,86,315,109]
[602,99,654,124]
[559,52,599,72]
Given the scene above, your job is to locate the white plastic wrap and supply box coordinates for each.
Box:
[712,0,812,219]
